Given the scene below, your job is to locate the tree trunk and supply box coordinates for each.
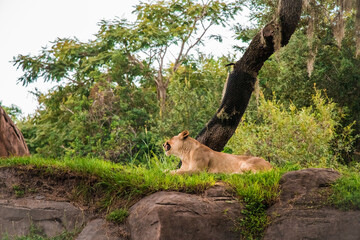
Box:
[0,107,30,157]
[196,0,303,151]
[355,0,360,57]
[156,80,168,117]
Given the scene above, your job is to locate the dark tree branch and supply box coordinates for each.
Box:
[196,0,303,151]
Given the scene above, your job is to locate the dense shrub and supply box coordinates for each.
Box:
[227,89,358,167]
[18,81,158,163]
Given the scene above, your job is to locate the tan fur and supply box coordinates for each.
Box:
[163,131,272,175]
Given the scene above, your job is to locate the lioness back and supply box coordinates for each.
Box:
[164,130,272,174]
[237,155,272,172]
[207,152,271,173]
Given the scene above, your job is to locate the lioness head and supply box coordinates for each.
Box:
[163,130,189,156]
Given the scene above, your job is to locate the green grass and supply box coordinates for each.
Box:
[106,208,129,223]
[13,185,25,198]
[223,163,301,239]
[0,156,299,201]
[330,168,360,210]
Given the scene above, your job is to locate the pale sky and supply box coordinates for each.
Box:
[0,0,245,116]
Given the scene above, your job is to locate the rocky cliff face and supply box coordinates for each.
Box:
[0,107,29,157]
[0,167,358,240]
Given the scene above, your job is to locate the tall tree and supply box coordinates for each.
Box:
[196,0,303,151]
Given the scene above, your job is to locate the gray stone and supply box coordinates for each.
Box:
[264,168,360,240]
[76,218,127,240]
[265,208,360,240]
[278,168,341,204]
[127,186,242,240]
[0,198,86,238]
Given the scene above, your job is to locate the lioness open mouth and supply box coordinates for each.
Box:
[164,142,171,151]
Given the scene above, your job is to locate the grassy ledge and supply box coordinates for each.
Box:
[8,156,360,239]
[0,156,299,204]
[0,156,301,239]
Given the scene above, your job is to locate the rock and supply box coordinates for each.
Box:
[278,168,341,204]
[127,186,242,240]
[264,168,360,240]
[0,198,86,238]
[76,218,128,240]
[265,208,360,240]
[0,106,30,157]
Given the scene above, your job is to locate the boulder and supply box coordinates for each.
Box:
[277,168,341,204]
[127,185,242,240]
[0,106,29,157]
[76,218,128,240]
[264,168,360,240]
[0,198,86,238]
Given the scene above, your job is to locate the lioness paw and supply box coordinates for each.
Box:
[163,169,178,175]
[169,170,178,175]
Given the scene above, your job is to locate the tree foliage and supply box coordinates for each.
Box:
[15,50,231,161]
[12,0,244,162]
[0,102,22,122]
[258,7,360,137]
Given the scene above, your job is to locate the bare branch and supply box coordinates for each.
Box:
[173,17,198,72]
[180,21,213,65]
[61,105,75,115]
[155,45,168,86]
[172,1,212,72]
[128,53,145,69]
[64,76,84,86]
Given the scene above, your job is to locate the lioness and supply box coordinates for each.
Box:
[163,130,272,174]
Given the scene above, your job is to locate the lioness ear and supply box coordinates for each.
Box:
[180,130,189,139]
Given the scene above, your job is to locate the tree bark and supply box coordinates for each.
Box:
[196,0,303,151]
[155,79,168,117]
[0,107,30,157]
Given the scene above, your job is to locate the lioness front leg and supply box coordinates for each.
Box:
[170,169,201,175]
